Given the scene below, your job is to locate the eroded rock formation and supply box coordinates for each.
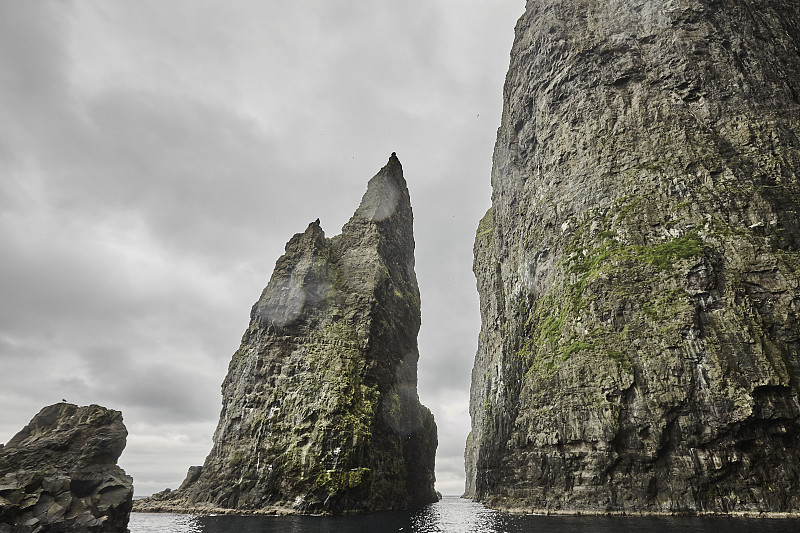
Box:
[467,0,800,513]
[138,153,437,514]
[0,403,133,532]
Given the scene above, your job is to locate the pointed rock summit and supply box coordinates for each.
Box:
[138,154,437,514]
[467,0,800,514]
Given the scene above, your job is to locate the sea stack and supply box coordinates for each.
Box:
[0,403,133,532]
[140,154,437,513]
[466,0,800,513]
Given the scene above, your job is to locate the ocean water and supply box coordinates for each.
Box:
[129,497,800,533]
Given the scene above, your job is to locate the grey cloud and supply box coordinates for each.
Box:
[0,0,525,496]
[0,1,72,114]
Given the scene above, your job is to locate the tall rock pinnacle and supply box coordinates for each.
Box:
[467,0,800,513]
[138,153,437,514]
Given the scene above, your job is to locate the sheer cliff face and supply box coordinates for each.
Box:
[169,154,436,513]
[467,0,800,513]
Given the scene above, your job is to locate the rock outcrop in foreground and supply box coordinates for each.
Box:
[138,153,437,514]
[0,403,133,532]
[467,0,800,514]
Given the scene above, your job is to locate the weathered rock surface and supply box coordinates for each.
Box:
[137,153,437,514]
[0,403,133,532]
[467,0,800,513]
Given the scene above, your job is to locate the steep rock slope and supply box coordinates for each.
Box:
[0,403,133,532]
[141,154,437,513]
[467,0,800,513]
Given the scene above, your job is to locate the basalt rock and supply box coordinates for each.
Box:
[0,403,133,532]
[467,0,800,514]
[138,153,437,514]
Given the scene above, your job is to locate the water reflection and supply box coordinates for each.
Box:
[129,497,800,533]
[129,512,203,533]
[410,497,510,532]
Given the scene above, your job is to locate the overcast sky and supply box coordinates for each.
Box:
[0,1,522,496]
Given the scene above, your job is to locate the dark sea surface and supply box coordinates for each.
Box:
[129,497,800,533]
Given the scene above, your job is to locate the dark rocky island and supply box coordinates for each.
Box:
[0,403,133,532]
[466,0,800,514]
[136,153,437,514]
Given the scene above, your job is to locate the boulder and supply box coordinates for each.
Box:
[0,403,133,532]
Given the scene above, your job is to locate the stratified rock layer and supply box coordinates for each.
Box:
[467,0,800,513]
[0,403,133,532]
[141,154,437,514]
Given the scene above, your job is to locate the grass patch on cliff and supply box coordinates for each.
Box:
[641,288,692,321]
[229,449,248,468]
[560,340,594,360]
[316,467,371,495]
[536,308,568,344]
[476,207,494,238]
[524,353,558,377]
[303,320,379,460]
[519,201,705,381]
[607,349,631,372]
[639,232,704,269]
[568,230,704,276]
[616,194,644,220]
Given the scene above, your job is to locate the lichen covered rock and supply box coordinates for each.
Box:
[139,153,437,514]
[467,0,800,513]
[0,403,133,532]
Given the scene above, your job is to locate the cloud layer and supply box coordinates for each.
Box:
[0,0,523,496]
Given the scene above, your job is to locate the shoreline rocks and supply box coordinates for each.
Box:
[0,403,133,532]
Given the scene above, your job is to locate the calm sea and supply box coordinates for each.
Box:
[129,496,799,533]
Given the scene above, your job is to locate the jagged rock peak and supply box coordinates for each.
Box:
[136,153,437,515]
[353,152,406,223]
[467,0,800,514]
[0,403,133,532]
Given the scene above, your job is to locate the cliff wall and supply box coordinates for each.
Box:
[467,0,800,513]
